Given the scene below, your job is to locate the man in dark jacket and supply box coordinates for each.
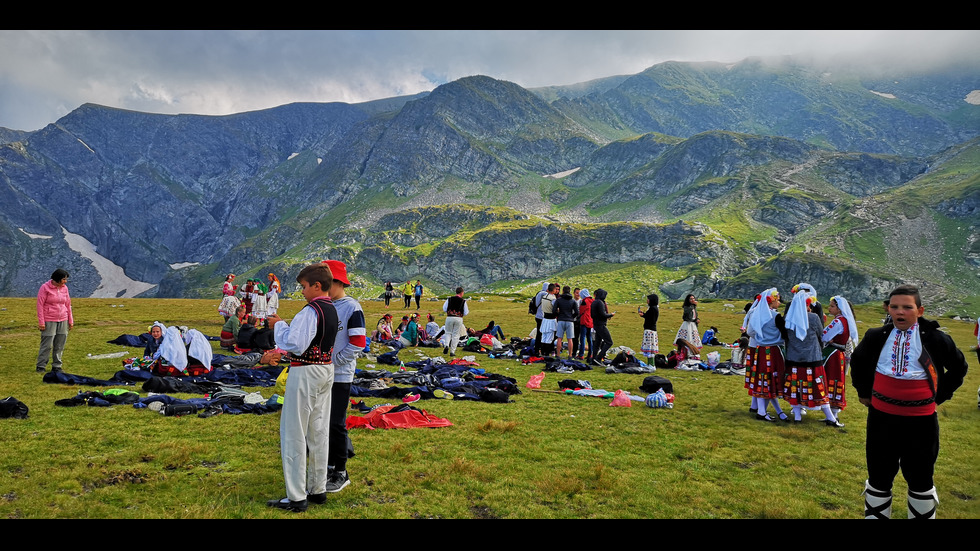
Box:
[553,286,579,358]
[850,285,967,519]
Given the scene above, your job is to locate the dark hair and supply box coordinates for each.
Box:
[888,284,922,307]
[648,294,660,306]
[710,326,719,332]
[51,268,69,282]
[683,294,696,307]
[296,263,333,289]
[455,286,464,295]
[744,302,752,313]
[548,283,557,292]
[562,285,571,295]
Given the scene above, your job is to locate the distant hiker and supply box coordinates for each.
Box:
[851,285,968,519]
[413,280,424,309]
[266,263,339,512]
[639,293,660,365]
[384,281,394,308]
[821,295,858,422]
[36,268,73,374]
[443,286,468,356]
[554,286,578,358]
[576,289,594,361]
[744,288,789,422]
[403,281,413,308]
[590,288,614,365]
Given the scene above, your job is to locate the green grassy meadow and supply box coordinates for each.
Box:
[1,294,977,519]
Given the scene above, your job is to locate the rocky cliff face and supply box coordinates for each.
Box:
[2,57,979,306]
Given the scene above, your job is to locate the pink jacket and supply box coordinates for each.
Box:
[37,280,74,326]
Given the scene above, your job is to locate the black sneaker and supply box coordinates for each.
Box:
[307,492,327,504]
[324,470,350,493]
[266,497,308,512]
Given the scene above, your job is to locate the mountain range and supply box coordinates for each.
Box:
[2,54,979,311]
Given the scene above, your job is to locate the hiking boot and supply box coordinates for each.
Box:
[324,470,350,493]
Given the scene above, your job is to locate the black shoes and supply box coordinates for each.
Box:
[307,492,327,504]
[755,413,777,423]
[266,497,308,512]
[824,419,845,428]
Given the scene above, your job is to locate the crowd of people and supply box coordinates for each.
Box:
[31,265,972,518]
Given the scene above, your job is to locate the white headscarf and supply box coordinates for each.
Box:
[579,288,590,299]
[832,295,859,343]
[785,285,816,341]
[746,288,779,338]
[183,328,213,372]
[159,326,188,370]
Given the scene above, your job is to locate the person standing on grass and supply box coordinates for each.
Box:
[744,288,789,422]
[532,282,549,356]
[571,287,582,358]
[384,281,394,308]
[538,283,559,356]
[443,286,468,356]
[554,286,578,358]
[590,288,615,365]
[851,285,967,519]
[320,259,365,495]
[266,263,339,513]
[403,280,413,308]
[413,280,424,310]
[821,295,858,422]
[673,294,702,368]
[639,293,660,366]
[36,268,73,374]
[577,289,594,361]
[779,287,843,427]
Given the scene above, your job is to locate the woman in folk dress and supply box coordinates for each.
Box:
[821,295,858,421]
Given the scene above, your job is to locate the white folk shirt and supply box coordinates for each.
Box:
[875,322,927,380]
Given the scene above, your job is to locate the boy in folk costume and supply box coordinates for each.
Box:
[265,264,340,512]
[821,296,858,421]
[851,285,967,519]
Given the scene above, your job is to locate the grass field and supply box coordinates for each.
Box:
[1,294,977,519]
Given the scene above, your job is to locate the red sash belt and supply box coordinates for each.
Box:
[871,372,935,416]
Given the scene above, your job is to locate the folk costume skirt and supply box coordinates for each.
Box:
[823,349,849,410]
[640,329,659,356]
[783,361,830,407]
[744,345,785,400]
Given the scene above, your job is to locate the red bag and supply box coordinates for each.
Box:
[526,372,545,389]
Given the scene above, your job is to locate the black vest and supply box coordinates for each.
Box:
[290,297,339,365]
[446,296,466,317]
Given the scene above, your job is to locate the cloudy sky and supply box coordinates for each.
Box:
[1,30,978,132]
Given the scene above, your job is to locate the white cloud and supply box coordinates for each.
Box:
[1,30,978,132]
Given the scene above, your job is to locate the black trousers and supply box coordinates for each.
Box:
[866,406,939,493]
[593,325,613,361]
[328,382,355,472]
[404,295,411,307]
[533,318,543,354]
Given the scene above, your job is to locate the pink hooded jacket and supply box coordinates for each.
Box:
[37,280,74,326]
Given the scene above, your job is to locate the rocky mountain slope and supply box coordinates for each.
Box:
[2,55,979,310]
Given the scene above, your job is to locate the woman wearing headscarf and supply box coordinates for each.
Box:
[821,295,858,422]
[743,288,789,422]
[35,268,74,374]
[780,285,844,427]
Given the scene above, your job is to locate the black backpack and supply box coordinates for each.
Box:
[640,375,673,394]
[0,397,29,419]
[528,295,537,315]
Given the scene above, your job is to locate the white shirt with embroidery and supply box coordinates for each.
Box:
[875,323,927,380]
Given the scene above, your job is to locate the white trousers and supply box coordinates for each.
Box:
[280,362,334,502]
[445,316,466,354]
